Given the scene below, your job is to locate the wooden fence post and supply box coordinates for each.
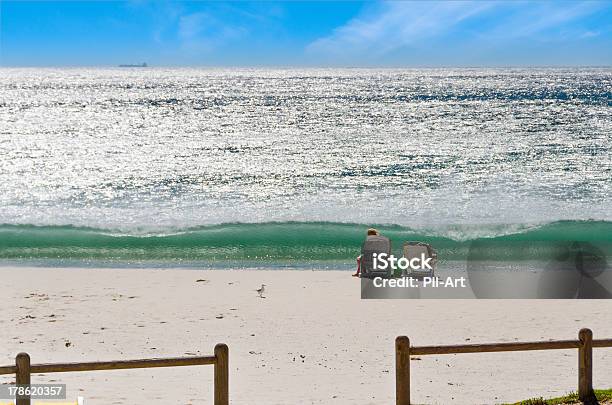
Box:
[396,336,410,405]
[214,343,229,405]
[15,352,31,405]
[578,328,594,403]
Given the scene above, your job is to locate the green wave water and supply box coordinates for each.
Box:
[0,221,610,265]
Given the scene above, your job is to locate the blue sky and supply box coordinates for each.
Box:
[1,1,612,66]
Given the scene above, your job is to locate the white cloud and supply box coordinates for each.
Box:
[306,1,607,60]
[178,12,247,54]
[179,12,210,40]
[483,1,605,40]
[581,31,600,38]
[306,1,492,58]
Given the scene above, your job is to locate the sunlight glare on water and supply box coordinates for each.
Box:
[0,68,610,236]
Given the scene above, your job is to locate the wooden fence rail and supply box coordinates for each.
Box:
[0,343,229,405]
[396,328,612,405]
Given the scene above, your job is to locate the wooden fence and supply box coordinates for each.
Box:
[396,328,612,405]
[0,343,228,405]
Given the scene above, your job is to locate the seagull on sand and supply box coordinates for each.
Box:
[256,284,266,298]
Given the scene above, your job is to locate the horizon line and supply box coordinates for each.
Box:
[2,64,612,69]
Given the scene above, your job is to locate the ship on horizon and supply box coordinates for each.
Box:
[118,62,148,68]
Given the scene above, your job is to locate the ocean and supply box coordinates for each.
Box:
[0,67,610,267]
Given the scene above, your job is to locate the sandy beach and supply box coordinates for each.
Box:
[0,267,610,404]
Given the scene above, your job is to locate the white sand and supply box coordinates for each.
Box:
[1,267,611,405]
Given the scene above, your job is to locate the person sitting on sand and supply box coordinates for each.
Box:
[352,228,381,277]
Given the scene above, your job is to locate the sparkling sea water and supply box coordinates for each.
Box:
[0,68,610,265]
